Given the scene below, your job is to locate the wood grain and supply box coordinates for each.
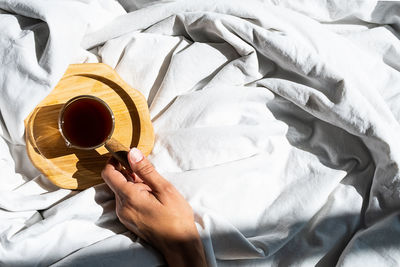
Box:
[25,63,154,190]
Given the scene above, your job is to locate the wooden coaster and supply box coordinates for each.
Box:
[25,63,154,190]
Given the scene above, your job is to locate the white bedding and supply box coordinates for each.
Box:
[1,0,400,266]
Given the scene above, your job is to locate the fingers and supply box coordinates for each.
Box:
[132,181,152,193]
[104,148,173,205]
[121,168,135,182]
[127,148,170,195]
[101,157,128,195]
[106,157,140,183]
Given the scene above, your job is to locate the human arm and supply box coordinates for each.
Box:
[101,148,207,267]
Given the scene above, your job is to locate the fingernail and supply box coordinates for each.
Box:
[129,147,143,163]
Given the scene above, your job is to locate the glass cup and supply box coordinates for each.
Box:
[58,95,131,170]
[58,95,115,150]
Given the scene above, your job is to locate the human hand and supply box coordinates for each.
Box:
[101,148,207,267]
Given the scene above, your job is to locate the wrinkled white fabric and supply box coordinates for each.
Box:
[1,0,400,266]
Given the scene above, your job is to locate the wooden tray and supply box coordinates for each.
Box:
[25,63,154,190]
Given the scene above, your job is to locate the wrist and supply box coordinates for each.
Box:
[160,235,207,267]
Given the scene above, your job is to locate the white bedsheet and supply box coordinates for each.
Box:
[1,0,400,266]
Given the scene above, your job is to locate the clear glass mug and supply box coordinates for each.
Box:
[58,95,131,170]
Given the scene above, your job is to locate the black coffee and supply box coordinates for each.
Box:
[61,98,113,148]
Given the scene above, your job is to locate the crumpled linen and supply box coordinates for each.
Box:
[1,0,400,266]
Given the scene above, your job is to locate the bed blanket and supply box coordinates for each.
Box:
[1,0,400,266]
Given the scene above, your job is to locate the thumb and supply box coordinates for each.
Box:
[128,148,168,194]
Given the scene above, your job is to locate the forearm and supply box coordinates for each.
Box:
[162,237,207,267]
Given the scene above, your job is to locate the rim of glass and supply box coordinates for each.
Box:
[58,95,115,150]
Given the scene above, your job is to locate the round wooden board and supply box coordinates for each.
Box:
[25,63,154,190]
